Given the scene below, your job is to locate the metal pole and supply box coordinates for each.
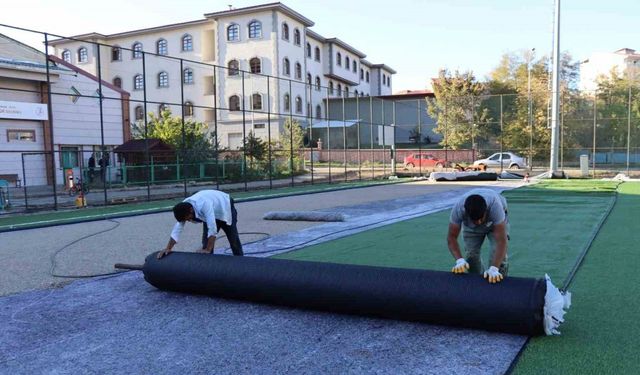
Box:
[626,63,634,174]
[43,33,58,209]
[213,67,220,190]
[560,93,564,169]
[309,77,314,184]
[288,79,294,187]
[95,43,108,204]
[326,85,331,183]
[241,72,247,191]
[592,91,597,178]
[549,0,562,173]
[392,101,397,176]
[142,52,151,201]
[180,59,187,197]
[370,95,374,179]
[381,99,386,177]
[418,99,422,176]
[21,153,28,210]
[528,48,535,171]
[342,90,347,182]
[356,93,361,180]
[500,95,504,174]
[267,76,273,189]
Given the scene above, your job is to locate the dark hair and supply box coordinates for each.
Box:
[173,202,193,222]
[464,194,487,221]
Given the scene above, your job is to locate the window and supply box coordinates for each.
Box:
[62,50,71,62]
[252,93,262,110]
[282,23,289,40]
[337,84,342,96]
[134,105,144,121]
[229,95,240,111]
[336,52,341,66]
[314,47,320,62]
[248,21,262,38]
[134,74,144,90]
[132,42,143,59]
[383,74,386,85]
[329,81,334,95]
[7,129,35,142]
[283,58,290,76]
[228,60,239,76]
[307,102,311,116]
[157,39,168,55]
[283,93,290,111]
[366,71,370,82]
[293,28,301,45]
[159,103,169,113]
[182,34,193,51]
[345,56,350,70]
[353,62,357,73]
[354,90,358,97]
[111,46,121,61]
[307,73,312,87]
[295,96,302,113]
[227,24,240,41]
[306,43,311,58]
[360,68,364,80]
[250,58,261,74]
[254,123,265,129]
[345,87,349,98]
[60,146,79,168]
[158,71,169,87]
[183,68,194,84]
[315,76,321,91]
[113,77,122,88]
[315,105,322,119]
[387,76,391,86]
[295,62,302,80]
[183,101,194,116]
[77,47,88,63]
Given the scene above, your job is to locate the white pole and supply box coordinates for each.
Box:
[549,0,561,174]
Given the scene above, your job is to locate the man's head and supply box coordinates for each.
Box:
[173,202,194,222]
[464,194,487,224]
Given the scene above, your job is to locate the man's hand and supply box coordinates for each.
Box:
[484,266,504,283]
[157,248,172,259]
[451,258,469,274]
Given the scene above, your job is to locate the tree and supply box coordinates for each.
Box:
[132,108,219,162]
[279,119,304,171]
[242,131,267,166]
[427,69,489,150]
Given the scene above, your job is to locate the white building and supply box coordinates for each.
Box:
[0,34,130,186]
[579,48,640,92]
[49,2,396,149]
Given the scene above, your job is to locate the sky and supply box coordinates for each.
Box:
[1,0,639,92]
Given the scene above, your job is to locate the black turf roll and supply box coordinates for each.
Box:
[144,253,546,336]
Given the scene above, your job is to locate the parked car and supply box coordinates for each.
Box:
[473,152,527,169]
[403,153,445,169]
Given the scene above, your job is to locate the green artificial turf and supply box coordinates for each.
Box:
[0,178,409,231]
[513,182,640,375]
[277,180,617,283]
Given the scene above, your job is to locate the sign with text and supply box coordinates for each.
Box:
[0,100,48,120]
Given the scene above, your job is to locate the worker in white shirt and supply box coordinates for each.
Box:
[157,190,243,258]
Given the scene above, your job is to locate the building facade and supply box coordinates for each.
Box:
[579,48,640,92]
[0,34,130,186]
[49,2,396,149]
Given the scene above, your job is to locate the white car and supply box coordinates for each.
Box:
[473,152,527,169]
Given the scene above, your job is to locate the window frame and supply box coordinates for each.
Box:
[306,43,311,58]
[294,62,302,80]
[156,39,168,55]
[314,47,321,62]
[181,34,193,52]
[249,57,261,74]
[283,58,290,76]
[133,74,144,91]
[134,105,144,121]
[77,47,88,63]
[251,93,263,110]
[228,59,240,76]
[158,71,169,88]
[293,28,301,46]
[132,42,143,59]
[111,46,122,61]
[315,76,321,91]
[61,49,71,63]
[295,96,302,113]
[7,129,36,142]
[227,23,240,42]
[282,22,289,41]
[112,76,122,88]
[229,95,241,111]
[283,93,290,112]
[183,68,194,84]
[183,101,194,117]
[248,20,262,39]
[336,52,341,66]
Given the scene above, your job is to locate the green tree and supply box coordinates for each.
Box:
[279,118,304,171]
[427,69,490,150]
[242,130,267,166]
[132,108,219,162]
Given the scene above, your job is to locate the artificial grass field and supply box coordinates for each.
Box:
[277,180,638,374]
[0,178,408,231]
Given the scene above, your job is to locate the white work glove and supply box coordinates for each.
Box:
[483,266,504,284]
[451,258,469,274]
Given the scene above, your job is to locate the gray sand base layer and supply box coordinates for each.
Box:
[0,271,526,375]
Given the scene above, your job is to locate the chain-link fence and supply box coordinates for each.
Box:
[1,24,638,213]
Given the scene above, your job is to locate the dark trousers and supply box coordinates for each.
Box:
[201,199,243,256]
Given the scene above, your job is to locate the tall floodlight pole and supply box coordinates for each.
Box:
[549,0,562,174]
[528,48,535,170]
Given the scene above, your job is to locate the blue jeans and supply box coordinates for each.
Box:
[201,199,243,256]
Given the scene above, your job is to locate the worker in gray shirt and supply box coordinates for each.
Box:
[448,188,509,283]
